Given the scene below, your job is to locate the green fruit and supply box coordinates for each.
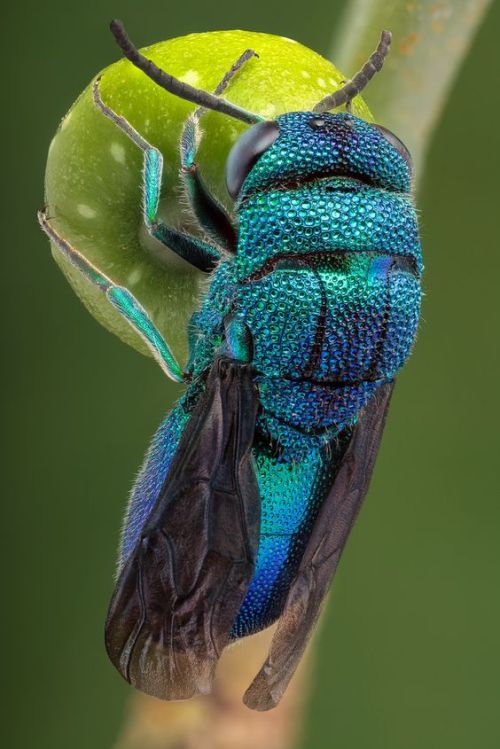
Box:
[44,30,373,365]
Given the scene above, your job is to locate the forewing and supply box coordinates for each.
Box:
[105,358,260,700]
[243,381,395,710]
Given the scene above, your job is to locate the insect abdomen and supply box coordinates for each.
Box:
[231,435,349,638]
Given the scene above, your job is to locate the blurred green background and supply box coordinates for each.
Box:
[2,1,499,747]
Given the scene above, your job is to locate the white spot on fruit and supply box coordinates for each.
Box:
[128,267,142,285]
[181,69,199,86]
[301,70,311,79]
[110,142,126,164]
[260,104,276,118]
[317,77,327,88]
[77,204,97,219]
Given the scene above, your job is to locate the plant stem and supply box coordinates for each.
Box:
[331,0,493,184]
[112,627,312,749]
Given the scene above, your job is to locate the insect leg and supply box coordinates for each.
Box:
[38,208,184,383]
[179,49,258,253]
[92,79,221,273]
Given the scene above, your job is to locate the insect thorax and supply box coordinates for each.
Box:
[189,113,422,458]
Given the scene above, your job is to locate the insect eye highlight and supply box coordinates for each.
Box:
[225,120,280,199]
[374,124,413,171]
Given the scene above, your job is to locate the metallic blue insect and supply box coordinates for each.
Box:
[38,22,421,711]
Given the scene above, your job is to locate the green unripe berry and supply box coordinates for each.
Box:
[44,30,372,364]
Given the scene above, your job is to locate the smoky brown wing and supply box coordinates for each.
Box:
[105,357,260,701]
[243,381,395,711]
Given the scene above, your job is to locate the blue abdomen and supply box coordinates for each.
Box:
[231,436,347,638]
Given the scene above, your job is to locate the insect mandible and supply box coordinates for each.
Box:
[39,21,422,711]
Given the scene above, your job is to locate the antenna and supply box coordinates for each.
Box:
[110,20,263,125]
[313,30,392,113]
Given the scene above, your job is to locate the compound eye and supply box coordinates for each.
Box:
[374,124,413,171]
[225,120,280,199]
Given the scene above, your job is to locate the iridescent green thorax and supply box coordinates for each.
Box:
[188,111,422,449]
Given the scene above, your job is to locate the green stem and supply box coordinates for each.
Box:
[330,0,493,184]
